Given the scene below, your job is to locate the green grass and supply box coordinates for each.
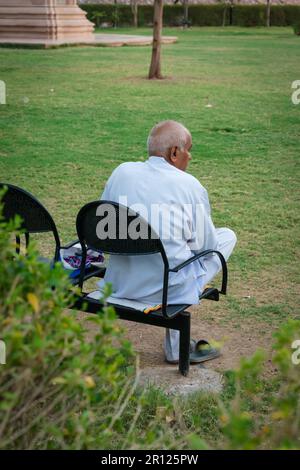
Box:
[0,26,299,322]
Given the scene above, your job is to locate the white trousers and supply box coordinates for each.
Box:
[164,227,237,362]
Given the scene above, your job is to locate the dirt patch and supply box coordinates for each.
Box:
[76,301,277,378]
[116,306,276,374]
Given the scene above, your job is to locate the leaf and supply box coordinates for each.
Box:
[52,376,67,385]
[27,293,40,313]
[84,376,96,389]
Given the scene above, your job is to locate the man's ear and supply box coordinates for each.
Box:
[170,146,177,162]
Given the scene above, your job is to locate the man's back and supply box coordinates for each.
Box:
[99,156,218,305]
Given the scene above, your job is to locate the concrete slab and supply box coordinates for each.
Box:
[138,365,223,397]
[0,33,178,48]
[94,33,178,47]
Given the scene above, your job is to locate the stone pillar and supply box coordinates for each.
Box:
[0,0,95,46]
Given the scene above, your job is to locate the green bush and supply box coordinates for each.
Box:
[207,320,300,449]
[189,5,227,27]
[136,5,153,26]
[293,23,300,35]
[270,5,288,27]
[0,194,185,450]
[230,5,300,27]
[82,4,133,27]
[283,6,300,27]
[0,198,135,449]
[80,4,300,28]
[232,5,266,27]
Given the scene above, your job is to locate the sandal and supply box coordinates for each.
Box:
[166,339,221,365]
[189,339,221,364]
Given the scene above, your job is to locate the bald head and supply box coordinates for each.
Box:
[147,120,191,158]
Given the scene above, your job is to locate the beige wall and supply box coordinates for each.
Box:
[0,1,46,5]
[0,0,95,44]
[0,1,77,5]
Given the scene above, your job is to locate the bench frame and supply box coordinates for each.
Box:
[74,200,228,376]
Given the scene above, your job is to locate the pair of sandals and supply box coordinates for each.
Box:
[166,339,221,365]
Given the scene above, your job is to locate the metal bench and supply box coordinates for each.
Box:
[72,200,228,376]
[1,184,228,376]
[0,183,105,285]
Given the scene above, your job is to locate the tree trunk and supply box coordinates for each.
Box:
[266,0,271,27]
[183,0,189,28]
[131,1,138,28]
[114,0,117,29]
[222,6,227,27]
[148,0,163,79]
[229,5,233,26]
[134,4,138,28]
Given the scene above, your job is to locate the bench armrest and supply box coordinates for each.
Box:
[60,239,80,250]
[169,249,228,295]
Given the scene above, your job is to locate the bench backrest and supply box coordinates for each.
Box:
[76,200,170,311]
[0,183,61,260]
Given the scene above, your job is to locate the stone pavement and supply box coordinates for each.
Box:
[138,365,223,397]
[0,33,178,48]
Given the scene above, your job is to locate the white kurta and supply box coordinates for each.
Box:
[98,156,219,305]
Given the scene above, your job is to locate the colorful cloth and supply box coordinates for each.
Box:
[59,243,104,277]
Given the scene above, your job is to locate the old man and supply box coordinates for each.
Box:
[99,120,237,364]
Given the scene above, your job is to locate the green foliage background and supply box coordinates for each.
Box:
[80,4,300,27]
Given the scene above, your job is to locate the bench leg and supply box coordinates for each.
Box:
[179,313,190,376]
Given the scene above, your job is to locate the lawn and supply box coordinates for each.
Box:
[0,26,299,363]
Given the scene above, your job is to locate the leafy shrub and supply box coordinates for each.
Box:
[293,23,300,36]
[270,5,287,27]
[191,320,300,450]
[188,5,226,27]
[90,10,106,28]
[0,200,135,449]
[284,6,300,26]
[0,196,186,450]
[232,5,300,27]
[232,5,266,27]
[82,4,134,27]
[80,4,300,28]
